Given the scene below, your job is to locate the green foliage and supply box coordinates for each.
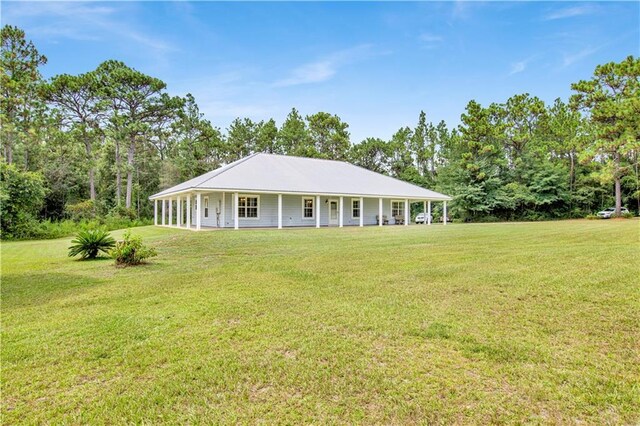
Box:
[67,228,115,259]
[226,117,258,162]
[585,214,600,220]
[500,93,547,167]
[169,93,225,182]
[277,108,309,156]
[306,112,350,160]
[570,55,640,214]
[350,137,389,173]
[41,71,104,202]
[621,211,634,219]
[1,25,48,167]
[2,25,639,236]
[111,230,157,266]
[2,217,151,241]
[66,199,96,221]
[110,204,137,220]
[0,162,47,239]
[93,59,181,210]
[256,118,280,154]
[388,126,414,177]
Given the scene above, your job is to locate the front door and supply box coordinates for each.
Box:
[328,199,339,226]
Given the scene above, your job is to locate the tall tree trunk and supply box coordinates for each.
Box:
[84,136,96,201]
[614,152,622,216]
[115,140,121,205]
[136,165,140,218]
[635,151,639,214]
[125,138,135,209]
[5,139,13,164]
[4,118,14,164]
[569,150,575,213]
[569,151,575,191]
[89,168,96,201]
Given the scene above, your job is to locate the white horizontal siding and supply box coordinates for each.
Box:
[173,191,424,228]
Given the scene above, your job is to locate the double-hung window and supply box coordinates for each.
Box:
[204,196,209,218]
[238,195,259,219]
[391,200,404,218]
[302,197,314,219]
[352,199,361,219]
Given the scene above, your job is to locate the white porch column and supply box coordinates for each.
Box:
[234,192,239,230]
[423,201,427,225]
[404,199,409,226]
[161,199,166,225]
[443,201,447,226]
[277,194,283,229]
[186,195,191,230]
[378,198,383,227]
[339,196,344,228]
[168,198,173,226]
[221,192,226,228]
[154,199,158,226]
[196,193,201,231]
[177,196,182,228]
[428,201,432,225]
[359,197,364,227]
[316,195,320,228]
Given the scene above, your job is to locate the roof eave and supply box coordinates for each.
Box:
[149,187,452,201]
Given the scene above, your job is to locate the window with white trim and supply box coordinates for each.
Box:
[352,199,360,218]
[391,200,404,217]
[238,195,259,218]
[204,196,209,218]
[302,197,314,219]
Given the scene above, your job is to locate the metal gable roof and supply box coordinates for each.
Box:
[150,153,452,200]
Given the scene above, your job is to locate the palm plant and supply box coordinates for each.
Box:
[68,229,116,260]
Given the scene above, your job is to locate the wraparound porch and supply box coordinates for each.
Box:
[152,191,448,230]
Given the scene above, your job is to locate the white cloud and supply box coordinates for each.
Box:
[509,61,527,75]
[273,44,377,87]
[418,33,444,49]
[543,5,596,21]
[3,2,173,54]
[562,47,598,68]
[451,1,469,20]
[508,55,539,76]
[275,60,336,87]
[419,33,443,43]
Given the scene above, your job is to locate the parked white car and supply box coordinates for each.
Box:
[597,207,629,218]
[415,213,432,224]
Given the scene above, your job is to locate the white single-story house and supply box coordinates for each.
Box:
[149,153,452,230]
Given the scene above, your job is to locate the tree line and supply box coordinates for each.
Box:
[1,25,638,238]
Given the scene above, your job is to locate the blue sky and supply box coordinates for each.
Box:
[3,1,639,142]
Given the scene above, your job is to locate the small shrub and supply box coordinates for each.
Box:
[476,215,500,223]
[112,230,157,266]
[586,214,600,220]
[522,212,550,221]
[110,205,137,220]
[68,229,116,260]
[621,212,634,219]
[66,200,96,221]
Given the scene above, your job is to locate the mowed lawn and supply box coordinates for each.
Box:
[2,220,639,424]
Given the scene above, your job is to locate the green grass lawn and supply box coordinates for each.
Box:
[2,220,639,424]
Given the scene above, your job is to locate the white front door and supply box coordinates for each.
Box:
[328,199,339,226]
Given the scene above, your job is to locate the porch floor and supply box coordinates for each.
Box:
[157,223,436,231]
